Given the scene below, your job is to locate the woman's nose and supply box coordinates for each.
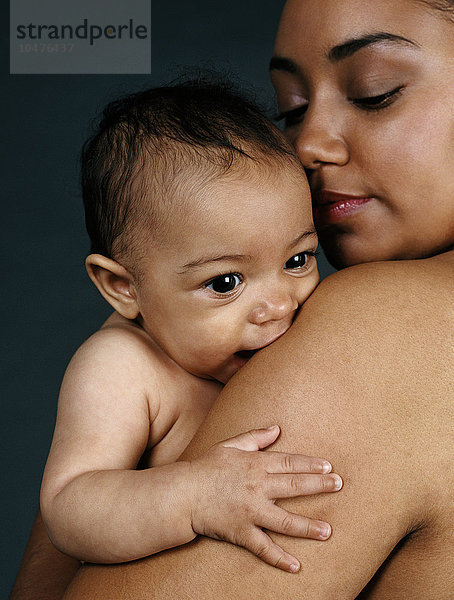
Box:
[248,290,299,325]
[293,106,350,170]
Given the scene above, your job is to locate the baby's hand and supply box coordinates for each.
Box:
[188,425,342,573]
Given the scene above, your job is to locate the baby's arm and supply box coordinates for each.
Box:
[41,327,342,571]
[40,327,200,563]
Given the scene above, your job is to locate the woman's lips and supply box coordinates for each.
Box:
[313,191,374,227]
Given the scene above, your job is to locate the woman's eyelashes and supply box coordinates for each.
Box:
[275,104,308,128]
[275,85,404,127]
[349,85,404,111]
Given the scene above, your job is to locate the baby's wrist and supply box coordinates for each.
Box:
[172,460,201,538]
[181,458,210,537]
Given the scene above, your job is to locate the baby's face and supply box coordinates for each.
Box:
[134,163,319,383]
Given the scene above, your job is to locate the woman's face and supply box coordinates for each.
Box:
[271,0,454,268]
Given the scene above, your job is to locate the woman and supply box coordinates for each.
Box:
[14,1,454,598]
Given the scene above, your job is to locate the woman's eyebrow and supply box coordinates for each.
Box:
[269,33,420,73]
[328,32,420,61]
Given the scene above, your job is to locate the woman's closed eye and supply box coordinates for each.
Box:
[274,85,404,127]
[349,85,404,111]
[204,273,243,295]
[275,104,308,128]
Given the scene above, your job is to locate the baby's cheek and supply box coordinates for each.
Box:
[298,273,320,305]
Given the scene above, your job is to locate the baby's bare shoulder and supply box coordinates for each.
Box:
[60,314,174,422]
[69,313,163,380]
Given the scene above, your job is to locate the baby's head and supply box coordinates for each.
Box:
[83,79,319,383]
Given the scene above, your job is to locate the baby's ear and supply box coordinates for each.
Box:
[85,254,139,320]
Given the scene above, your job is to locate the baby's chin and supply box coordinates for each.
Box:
[212,350,259,384]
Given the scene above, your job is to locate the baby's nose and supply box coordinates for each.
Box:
[248,292,298,325]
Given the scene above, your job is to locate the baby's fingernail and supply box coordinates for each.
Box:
[322,461,332,473]
[318,524,331,539]
[266,425,279,430]
[289,562,300,573]
[332,475,343,490]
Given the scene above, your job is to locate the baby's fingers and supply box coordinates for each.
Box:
[239,528,301,573]
[262,451,333,475]
[261,506,332,541]
[219,425,281,452]
[268,473,343,499]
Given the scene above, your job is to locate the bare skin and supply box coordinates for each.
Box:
[11,0,454,597]
[63,252,454,599]
[271,0,454,267]
[9,511,80,600]
[39,163,340,572]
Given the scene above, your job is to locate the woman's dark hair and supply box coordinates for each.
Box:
[81,76,298,265]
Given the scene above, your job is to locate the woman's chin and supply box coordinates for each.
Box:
[320,234,393,270]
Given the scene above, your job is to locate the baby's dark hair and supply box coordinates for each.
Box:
[81,76,300,270]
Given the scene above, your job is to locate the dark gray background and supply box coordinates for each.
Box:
[3,1,336,593]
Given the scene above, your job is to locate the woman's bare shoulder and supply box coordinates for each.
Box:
[61,255,453,600]
[62,255,454,600]
[306,253,453,329]
[321,252,451,293]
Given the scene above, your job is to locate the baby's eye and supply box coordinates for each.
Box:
[284,252,310,270]
[205,273,242,294]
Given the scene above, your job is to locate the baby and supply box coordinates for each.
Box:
[40,79,343,575]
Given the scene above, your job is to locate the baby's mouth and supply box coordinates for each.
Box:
[234,349,258,361]
[234,330,290,361]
